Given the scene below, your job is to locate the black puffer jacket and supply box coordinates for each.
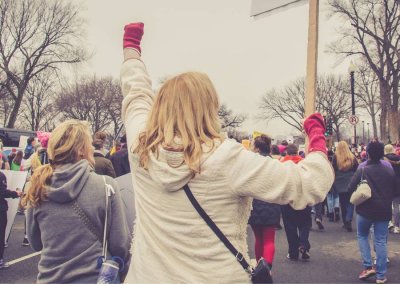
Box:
[0,171,19,211]
[248,199,281,226]
[248,153,281,227]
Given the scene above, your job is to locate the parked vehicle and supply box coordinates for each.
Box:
[0,128,36,147]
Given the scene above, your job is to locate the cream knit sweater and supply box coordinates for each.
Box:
[121,57,334,284]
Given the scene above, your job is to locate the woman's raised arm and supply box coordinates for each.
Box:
[120,23,154,149]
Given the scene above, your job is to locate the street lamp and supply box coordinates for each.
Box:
[367,122,370,142]
[349,61,357,146]
[362,121,365,144]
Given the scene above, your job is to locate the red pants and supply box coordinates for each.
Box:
[251,225,276,266]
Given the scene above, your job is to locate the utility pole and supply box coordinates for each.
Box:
[349,62,357,147]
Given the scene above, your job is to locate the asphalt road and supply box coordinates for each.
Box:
[2,214,400,283]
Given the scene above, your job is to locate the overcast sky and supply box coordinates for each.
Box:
[78,0,353,138]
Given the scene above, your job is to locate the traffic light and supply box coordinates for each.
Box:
[325,117,333,137]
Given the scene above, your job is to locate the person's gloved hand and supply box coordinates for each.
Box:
[123,22,144,54]
[303,113,327,155]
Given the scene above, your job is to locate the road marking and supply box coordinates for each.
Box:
[8,252,41,265]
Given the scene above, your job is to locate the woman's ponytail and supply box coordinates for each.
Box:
[22,164,53,208]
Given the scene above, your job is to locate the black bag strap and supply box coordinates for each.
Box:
[183,184,252,274]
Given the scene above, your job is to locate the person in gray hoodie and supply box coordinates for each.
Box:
[23,120,131,283]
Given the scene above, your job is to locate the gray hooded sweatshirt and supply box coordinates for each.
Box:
[26,160,131,283]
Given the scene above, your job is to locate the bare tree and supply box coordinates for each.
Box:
[259,79,305,132]
[259,76,352,141]
[0,0,87,128]
[104,79,124,139]
[18,72,56,131]
[55,76,123,135]
[317,76,353,141]
[354,60,381,138]
[218,104,247,130]
[328,0,400,142]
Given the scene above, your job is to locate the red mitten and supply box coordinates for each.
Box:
[123,22,144,53]
[303,113,327,155]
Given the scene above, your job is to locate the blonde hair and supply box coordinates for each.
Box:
[335,141,355,171]
[384,144,395,155]
[23,120,94,207]
[134,72,223,175]
[30,152,42,172]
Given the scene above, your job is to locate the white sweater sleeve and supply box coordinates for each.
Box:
[120,58,154,150]
[228,145,334,210]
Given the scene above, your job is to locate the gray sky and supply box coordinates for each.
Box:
[79,0,353,138]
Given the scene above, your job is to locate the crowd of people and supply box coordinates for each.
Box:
[248,136,400,283]
[0,22,399,284]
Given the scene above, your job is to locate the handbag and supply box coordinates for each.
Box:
[73,176,124,284]
[183,185,273,283]
[350,167,372,206]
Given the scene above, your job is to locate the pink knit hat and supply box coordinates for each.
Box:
[278,144,287,154]
[36,131,51,148]
[361,150,367,159]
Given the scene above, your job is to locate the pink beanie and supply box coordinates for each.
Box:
[361,150,367,159]
[36,131,51,148]
[278,144,287,154]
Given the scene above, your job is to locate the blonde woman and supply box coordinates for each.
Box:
[24,120,131,283]
[332,141,359,232]
[121,23,334,283]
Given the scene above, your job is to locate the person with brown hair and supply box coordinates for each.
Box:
[24,120,130,283]
[280,144,312,260]
[248,135,281,271]
[92,133,116,178]
[10,150,23,171]
[332,141,359,232]
[121,23,334,283]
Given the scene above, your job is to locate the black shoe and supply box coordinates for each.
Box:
[344,221,352,232]
[286,254,298,261]
[316,219,325,230]
[22,237,29,247]
[299,247,310,260]
[334,208,340,222]
[327,212,334,222]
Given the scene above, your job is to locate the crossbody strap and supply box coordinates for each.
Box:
[361,166,365,181]
[72,176,115,260]
[102,176,115,260]
[183,184,252,274]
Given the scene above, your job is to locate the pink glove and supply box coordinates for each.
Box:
[123,22,144,53]
[303,113,327,155]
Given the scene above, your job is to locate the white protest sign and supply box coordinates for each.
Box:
[250,0,308,17]
[1,170,28,241]
[115,173,135,234]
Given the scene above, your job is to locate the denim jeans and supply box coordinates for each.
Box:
[327,192,340,213]
[339,192,354,222]
[314,202,324,221]
[393,197,400,227]
[356,214,389,280]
